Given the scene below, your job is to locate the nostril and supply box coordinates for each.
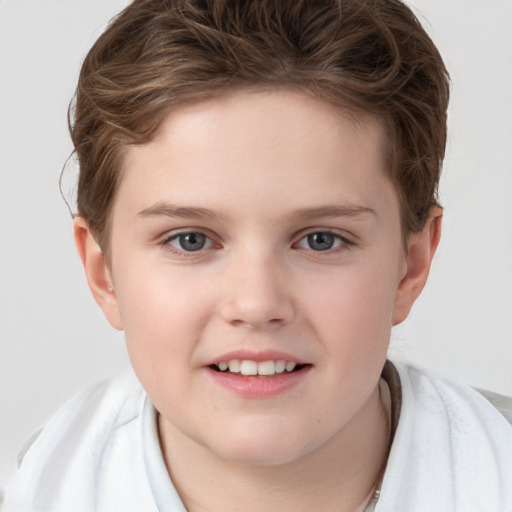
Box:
[218,280,295,328]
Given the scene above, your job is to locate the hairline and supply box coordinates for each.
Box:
[92,85,412,264]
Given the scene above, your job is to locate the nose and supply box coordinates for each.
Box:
[219,249,295,329]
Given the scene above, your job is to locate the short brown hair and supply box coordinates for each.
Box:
[70,0,449,253]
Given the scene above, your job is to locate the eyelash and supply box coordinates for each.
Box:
[160,229,353,257]
[294,230,353,254]
[160,231,217,258]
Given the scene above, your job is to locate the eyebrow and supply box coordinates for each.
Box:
[137,201,376,222]
[295,205,377,220]
[137,202,218,220]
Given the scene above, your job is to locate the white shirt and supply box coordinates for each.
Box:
[2,363,511,511]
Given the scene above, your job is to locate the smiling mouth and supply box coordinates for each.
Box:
[209,359,309,376]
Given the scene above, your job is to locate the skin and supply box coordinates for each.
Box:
[75,89,441,512]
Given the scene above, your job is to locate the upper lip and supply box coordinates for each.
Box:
[204,349,309,366]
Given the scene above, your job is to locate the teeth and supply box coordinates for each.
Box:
[216,359,301,376]
[228,360,241,373]
[240,360,258,375]
[275,360,286,373]
[257,360,275,376]
[285,362,296,372]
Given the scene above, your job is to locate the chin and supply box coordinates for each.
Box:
[204,423,316,468]
[219,445,304,467]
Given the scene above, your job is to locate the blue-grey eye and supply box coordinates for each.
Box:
[172,232,209,252]
[296,231,346,252]
[307,232,335,251]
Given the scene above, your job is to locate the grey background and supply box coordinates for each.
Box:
[1,0,511,483]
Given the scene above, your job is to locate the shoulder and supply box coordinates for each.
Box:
[2,369,157,512]
[473,387,512,425]
[378,362,512,511]
[396,362,512,427]
[18,368,146,465]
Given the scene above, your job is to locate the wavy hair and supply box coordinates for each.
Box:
[69,0,450,254]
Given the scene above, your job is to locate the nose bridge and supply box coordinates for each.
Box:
[219,243,294,328]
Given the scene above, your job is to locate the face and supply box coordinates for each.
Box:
[86,89,423,467]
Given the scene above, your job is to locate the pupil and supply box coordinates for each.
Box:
[180,233,206,251]
[308,232,334,251]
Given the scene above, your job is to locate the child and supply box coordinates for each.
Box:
[3,0,511,511]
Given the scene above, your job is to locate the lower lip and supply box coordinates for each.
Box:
[205,366,311,398]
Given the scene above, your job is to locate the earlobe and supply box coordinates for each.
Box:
[73,217,124,330]
[392,207,442,325]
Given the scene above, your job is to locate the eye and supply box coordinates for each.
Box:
[296,231,347,252]
[167,232,212,252]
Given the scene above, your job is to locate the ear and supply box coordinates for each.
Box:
[73,217,123,330]
[392,207,442,325]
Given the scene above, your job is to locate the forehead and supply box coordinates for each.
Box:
[115,88,395,221]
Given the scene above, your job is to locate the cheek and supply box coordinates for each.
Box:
[113,263,216,370]
[300,258,401,351]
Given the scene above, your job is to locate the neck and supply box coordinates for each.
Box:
[158,380,391,512]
